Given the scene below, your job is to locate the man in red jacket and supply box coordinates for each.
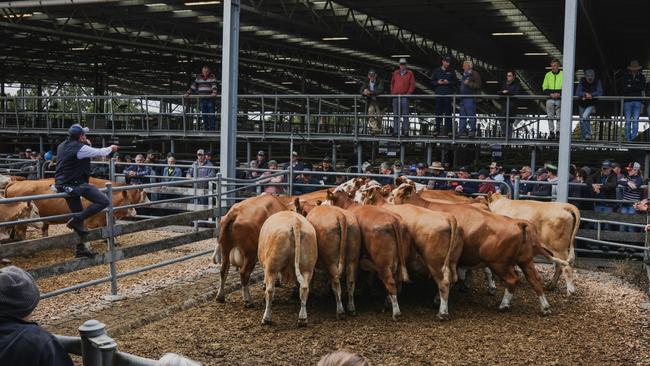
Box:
[390,58,416,136]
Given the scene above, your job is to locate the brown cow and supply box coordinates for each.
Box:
[394,176,475,203]
[0,201,39,241]
[4,177,147,236]
[393,183,568,314]
[486,192,580,295]
[213,194,286,307]
[258,211,318,326]
[357,183,463,320]
[295,199,362,318]
[323,190,410,321]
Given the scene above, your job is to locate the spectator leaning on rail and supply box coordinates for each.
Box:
[184,65,218,131]
[499,71,521,138]
[477,169,496,194]
[575,69,603,140]
[488,162,505,193]
[318,156,337,186]
[0,266,74,366]
[360,69,385,135]
[427,161,447,190]
[458,60,482,138]
[454,166,478,195]
[162,154,183,182]
[587,160,618,230]
[186,149,216,189]
[431,54,458,137]
[542,58,563,140]
[621,60,646,141]
[546,164,559,197]
[124,154,153,185]
[258,160,284,195]
[377,162,393,185]
[283,151,305,183]
[54,124,117,255]
[413,162,431,185]
[518,165,535,195]
[618,162,644,232]
[293,167,320,195]
[531,168,551,197]
[390,58,416,136]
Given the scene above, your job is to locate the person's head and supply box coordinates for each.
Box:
[611,162,621,175]
[601,160,612,175]
[257,150,266,161]
[205,151,213,161]
[627,60,642,75]
[536,168,548,180]
[292,151,299,162]
[201,66,210,77]
[68,123,89,141]
[584,69,595,83]
[380,161,391,174]
[323,156,332,169]
[430,161,444,173]
[416,162,427,176]
[506,70,515,83]
[463,60,472,72]
[458,166,470,179]
[576,169,588,182]
[546,164,558,178]
[478,169,489,180]
[627,162,641,176]
[398,58,407,70]
[510,168,519,180]
[392,161,403,174]
[367,69,377,81]
[157,353,201,366]
[441,55,451,68]
[317,351,370,366]
[268,160,278,170]
[125,154,132,163]
[167,156,176,165]
[196,149,206,163]
[489,162,499,175]
[0,266,40,320]
[249,160,258,169]
[550,59,561,73]
[520,166,532,179]
[134,154,144,164]
[300,168,312,182]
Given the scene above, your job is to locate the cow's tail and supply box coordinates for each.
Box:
[336,212,348,278]
[564,205,580,265]
[391,220,410,283]
[522,222,570,267]
[212,212,235,264]
[293,217,307,289]
[442,215,458,285]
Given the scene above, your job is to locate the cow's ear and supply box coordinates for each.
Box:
[122,191,128,199]
[486,191,493,202]
[293,197,301,213]
[326,190,333,200]
[316,200,322,206]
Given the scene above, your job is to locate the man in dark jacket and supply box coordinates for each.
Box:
[531,168,552,197]
[318,156,337,186]
[431,55,458,136]
[360,69,385,135]
[621,60,646,141]
[454,166,478,195]
[587,160,618,230]
[458,60,482,137]
[518,165,535,195]
[576,69,603,140]
[499,71,521,138]
[0,266,74,366]
[124,154,153,185]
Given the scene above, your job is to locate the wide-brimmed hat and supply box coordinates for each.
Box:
[489,162,498,169]
[627,60,642,71]
[430,161,444,170]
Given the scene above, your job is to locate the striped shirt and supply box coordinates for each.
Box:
[188,74,218,96]
[619,175,643,202]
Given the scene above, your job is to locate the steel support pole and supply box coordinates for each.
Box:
[219,0,240,190]
[170,139,175,154]
[356,142,362,172]
[400,143,405,163]
[530,147,537,172]
[426,144,433,166]
[556,0,578,203]
[38,135,44,153]
[644,152,650,180]
[246,140,251,165]
[332,142,337,166]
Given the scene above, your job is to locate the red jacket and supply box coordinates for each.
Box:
[391,69,416,95]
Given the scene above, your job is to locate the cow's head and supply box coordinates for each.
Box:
[395,176,415,188]
[485,191,504,204]
[323,189,352,208]
[355,181,382,204]
[294,198,317,217]
[392,183,415,204]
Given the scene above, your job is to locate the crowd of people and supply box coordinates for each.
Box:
[357,57,649,141]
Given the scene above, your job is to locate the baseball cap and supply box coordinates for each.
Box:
[292,151,298,156]
[537,168,549,175]
[25,148,32,153]
[478,169,489,176]
[368,69,377,75]
[510,168,518,174]
[441,55,452,62]
[393,161,403,167]
[627,162,641,171]
[489,162,498,169]
[399,58,407,64]
[323,156,332,163]
[459,166,469,172]
[546,164,558,173]
[205,151,213,157]
[196,149,205,155]
[68,123,90,136]
[416,163,427,169]
[601,160,612,168]
[257,150,265,156]
[585,69,595,78]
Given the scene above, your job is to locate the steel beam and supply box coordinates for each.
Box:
[220,0,240,183]
[556,0,577,203]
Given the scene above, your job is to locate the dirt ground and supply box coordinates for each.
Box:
[116,265,650,366]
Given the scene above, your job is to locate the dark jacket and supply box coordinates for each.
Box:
[458,181,479,195]
[519,176,535,195]
[55,139,91,186]
[531,179,552,197]
[431,67,458,95]
[124,164,153,185]
[500,79,521,96]
[576,78,603,108]
[360,78,385,102]
[621,71,646,101]
[426,171,448,190]
[0,316,74,366]
[162,166,183,182]
[292,176,321,195]
[587,171,618,205]
[318,166,337,186]
[460,70,482,95]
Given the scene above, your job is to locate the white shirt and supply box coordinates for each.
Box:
[77,145,113,159]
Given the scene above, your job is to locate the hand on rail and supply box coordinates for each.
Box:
[109,145,119,152]
[646,224,650,232]
[633,199,647,212]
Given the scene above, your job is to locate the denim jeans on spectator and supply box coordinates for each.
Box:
[392,97,409,135]
[593,204,613,230]
[578,105,594,139]
[459,98,477,135]
[434,96,453,134]
[623,101,641,141]
[200,98,216,131]
[619,205,638,232]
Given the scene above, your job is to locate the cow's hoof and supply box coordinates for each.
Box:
[391,313,401,322]
[297,318,308,327]
[244,301,254,309]
[436,313,450,321]
[487,287,497,296]
[541,307,552,316]
[347,310,357,317]
[215,294,225,303]
[545,283,557,292]
[261,318,273,325]
[498,305,511,312]
[566,286,576,296]
[336,312,346,321]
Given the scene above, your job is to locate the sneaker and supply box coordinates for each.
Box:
[67,219,89,236]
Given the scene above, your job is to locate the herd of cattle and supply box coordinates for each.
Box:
[212,177,580,326]
[0,175,147,242]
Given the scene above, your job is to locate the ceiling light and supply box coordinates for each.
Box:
[492,32,525,36]
[485,80,499,84]
[3,13,33,18]
[173,9,192,13]
[390,54,410,58]
[322,37,349,41]
[145,3,167,6]
[312,1,327,4]
[517,106,528,110]
[340,68,356,72]
[108,84,118,87]
[184,1,220,5]
[344,81,357,84]
[524,52,548,56]
[71,47,86,51]
[281,81,293,85]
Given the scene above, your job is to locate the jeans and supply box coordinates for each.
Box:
[546,99,561,134]
[60,183,111,223]
[459,98,476,135]
[619,205,638,232]
[200,98,216,131]
[392,96,409,134]
[578,105,595,139]
[593,204,613,230]
[434,96,453,134]
[623,101,641,141]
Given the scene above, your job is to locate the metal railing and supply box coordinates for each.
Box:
[1,94,649,145]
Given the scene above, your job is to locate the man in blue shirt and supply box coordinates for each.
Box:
[431,55,458,137]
